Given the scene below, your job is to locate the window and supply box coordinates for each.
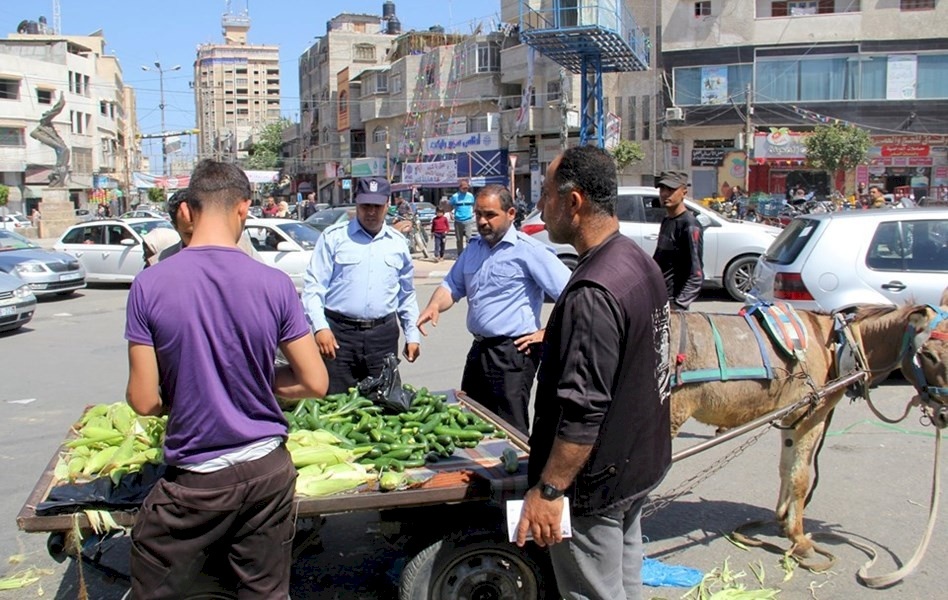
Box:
[0,78,20,100]
[391,73,403,94]
[901,0,935,9]
[372,127,387,144]
[354,44,376,62]
[36,89,52,104]
[0,127,24,146]
[476,43,500,73]
[695,1,711,16]
[72,147,93,174]
[425,64,436,87]
[547,80,561,103]
[770,0,854,15]
[674,64,752,105]
[434,117,449,136]
[628,96,636,140]
[376,73,388,94]
[469,114,490,133]
[642,95,650,140]
[63,225,104,245]
[100,100,109,116]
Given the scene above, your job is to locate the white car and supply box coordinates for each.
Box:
[521,186,782,300]
[0,213,31,231]
[243,218,322,292]
[54,218,175,283]
[752,208,948,313]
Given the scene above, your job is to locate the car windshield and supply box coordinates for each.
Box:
[414,202,436,212]
[306,208,350,231]
[276,222,321,250]
[0,230,39,251]
[129,220,174,236]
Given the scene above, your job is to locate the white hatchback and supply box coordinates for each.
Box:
[752,208,948,313]
[521,186,782,300]
[54,218,175,282]
[243,218,322,292]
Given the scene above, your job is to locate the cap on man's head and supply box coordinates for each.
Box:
[657,171,690,189]
[355,177,390,205]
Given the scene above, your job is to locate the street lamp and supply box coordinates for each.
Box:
[385,127,391,183]
[141,61,181,176]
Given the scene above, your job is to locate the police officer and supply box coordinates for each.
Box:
[302,177,421,394]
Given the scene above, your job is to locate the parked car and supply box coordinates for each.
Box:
[752,208,948,313]
[74,209,94,223]
[304,206,356,233]
[243,219,322,291]
[120,209,171,221]
[54,218,174,283]
[0,271,36,333]
[521,186,782,300]
[0,229,86,297]
[0,213,31,231]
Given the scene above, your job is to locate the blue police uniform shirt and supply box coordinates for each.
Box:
[302,219,420,344]
[450,191,475,222]
[442,226,571,338]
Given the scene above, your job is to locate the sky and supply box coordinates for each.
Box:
[1,0,498,170]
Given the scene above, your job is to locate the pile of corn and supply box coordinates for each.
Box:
[54,403,166,485]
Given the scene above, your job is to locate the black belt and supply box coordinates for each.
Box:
[326,309,395,330]
[472,334,522,346]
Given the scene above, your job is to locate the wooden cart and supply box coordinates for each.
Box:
[16,392,556,599]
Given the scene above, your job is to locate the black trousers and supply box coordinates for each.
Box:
[325,312,399,394]
[460,337,541,436]
[130,445,297,600]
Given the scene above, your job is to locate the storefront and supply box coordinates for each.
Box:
[749,130,842,198]
[860,135,948,201]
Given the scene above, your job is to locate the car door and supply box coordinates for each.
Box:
[859,217,948,305]
[104,224,144,280]
[60,224,109,279]
[616,194,647,249]
[244,225,282,271]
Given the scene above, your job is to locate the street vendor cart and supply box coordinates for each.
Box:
[17,392,555,599]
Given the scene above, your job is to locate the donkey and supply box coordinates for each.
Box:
[668,288,948,561]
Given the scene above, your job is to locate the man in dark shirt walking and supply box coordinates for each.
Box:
[515,146,672,600]
[652,171,704,310]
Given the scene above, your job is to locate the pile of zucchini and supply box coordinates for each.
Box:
[285,386,506,472]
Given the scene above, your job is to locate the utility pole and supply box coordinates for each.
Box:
[141,62,181,176]
[558,67,569,150]
[744,83,753,193]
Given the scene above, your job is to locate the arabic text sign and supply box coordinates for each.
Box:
[401,160,458,185]
[422,133,500,156]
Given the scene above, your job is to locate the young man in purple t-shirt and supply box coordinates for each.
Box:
[125,159,327,599]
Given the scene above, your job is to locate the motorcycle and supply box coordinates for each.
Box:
[392,211,430,259]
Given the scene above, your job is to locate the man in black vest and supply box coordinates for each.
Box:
[515,146,672,600]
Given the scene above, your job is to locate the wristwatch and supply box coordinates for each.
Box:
[538,482,565,501]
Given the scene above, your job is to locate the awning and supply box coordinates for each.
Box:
[297,182,314,194]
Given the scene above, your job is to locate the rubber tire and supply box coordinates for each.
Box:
[399,538,554,600]
[724,254,758,301]
[559,254,579,271]
[56,291,75,297]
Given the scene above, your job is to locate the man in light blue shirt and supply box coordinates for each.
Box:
[418,184,570,434]
[449,178,476,254]
[302,177,421,394]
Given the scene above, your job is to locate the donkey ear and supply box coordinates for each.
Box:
[940,286,948,308]
[908,308,933,352]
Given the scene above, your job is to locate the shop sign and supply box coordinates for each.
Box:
[350,157,386,178]
[753,129,807,160]
[421,132,500,156]
[401,160,458,185]
[691,148,727,167]
[880,144,929,157]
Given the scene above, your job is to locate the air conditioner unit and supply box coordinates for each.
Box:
[665,107,684,122]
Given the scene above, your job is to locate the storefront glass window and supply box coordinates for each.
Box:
[918,54,948,98]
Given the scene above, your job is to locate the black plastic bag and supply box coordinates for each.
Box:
[36,462,166,516]
[357,353,415,413]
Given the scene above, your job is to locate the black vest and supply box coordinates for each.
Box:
[529,233,672,515]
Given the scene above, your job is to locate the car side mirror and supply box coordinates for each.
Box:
[276,241,296,252]
[120,238,138,246]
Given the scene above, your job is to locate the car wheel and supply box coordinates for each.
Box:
[724,255,758,301]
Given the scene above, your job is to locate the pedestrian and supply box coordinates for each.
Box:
[417,184,570,435]
[430,207,450,261]
[449,178,476,254]
[124,159,328,599]
[275,200,289,218]
[653,171,704,310]
[302,176,421,394]
[732,185,747,221]
[262,195,278,217]
[30,207,41,228]
[868,185,887,209]
[302,192,318,220]
[514,145,672,600]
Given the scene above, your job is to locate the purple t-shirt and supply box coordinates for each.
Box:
[125,246,311,466]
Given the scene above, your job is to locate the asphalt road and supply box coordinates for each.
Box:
[0,283,944,599]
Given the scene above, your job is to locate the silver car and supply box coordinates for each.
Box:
[752,208,948,313]
[0,230,86,297]
[521,186,782,300]
[243,219,322,292]
[54,218,174,283]
[0,271,37,333]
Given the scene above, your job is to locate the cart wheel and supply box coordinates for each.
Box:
[399,538,554,600]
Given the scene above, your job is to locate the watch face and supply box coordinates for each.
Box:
[540,483,563,500]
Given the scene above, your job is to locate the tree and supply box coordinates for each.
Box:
[245,119,290,170]
[0,184,8,207]
[609,140,646,171]
[147,187,167,205]
[803,123,871,174]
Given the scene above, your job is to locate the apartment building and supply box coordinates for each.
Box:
[0,28,134,214]
[194,11,281,162]
[662,0,948,199]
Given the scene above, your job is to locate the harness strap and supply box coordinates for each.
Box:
[674,312,688,388]
[743,313,774,379]
[702,313,730,382]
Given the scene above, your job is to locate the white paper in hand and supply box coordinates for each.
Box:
[505,498,572,543]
